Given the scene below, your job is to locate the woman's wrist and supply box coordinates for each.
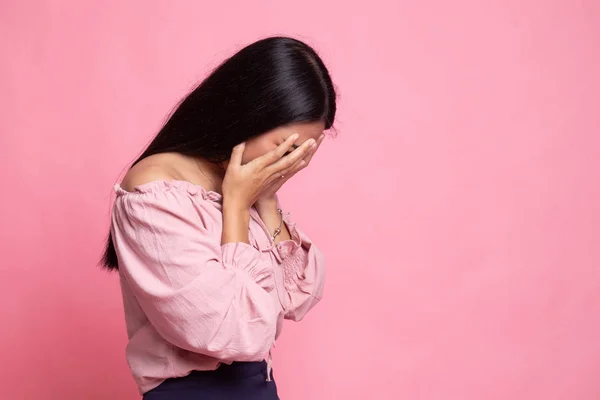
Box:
[254,196,278,213]
[221,203,251,245]
[255,196,291,243]
[223,198,250,213]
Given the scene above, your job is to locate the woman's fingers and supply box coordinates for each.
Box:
[279,134,321,175]
[254,134,299,169]
[230,142,246,167]
[265,137,315,175]
[277,134,324,179]
[265,170,290,187]
[273,158,306,182]
[302,134,324,166]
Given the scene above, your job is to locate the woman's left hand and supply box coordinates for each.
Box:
[256,134,324,204]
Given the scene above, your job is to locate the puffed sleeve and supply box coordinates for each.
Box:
[111,185,276,362]
[274,215,325,321]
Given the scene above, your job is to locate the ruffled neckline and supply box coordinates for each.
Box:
[114,179,223,203]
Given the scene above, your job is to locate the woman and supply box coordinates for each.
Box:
[102,36,336,399]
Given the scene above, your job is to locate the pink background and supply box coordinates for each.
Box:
[1,1,599,399]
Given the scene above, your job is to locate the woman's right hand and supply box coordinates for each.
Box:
[222,133,312,211]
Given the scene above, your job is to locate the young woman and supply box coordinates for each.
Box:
[102,36,336,399]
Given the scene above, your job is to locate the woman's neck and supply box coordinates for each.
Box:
[188,156,225,194]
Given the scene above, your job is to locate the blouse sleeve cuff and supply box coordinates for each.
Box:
[221,242,274,292]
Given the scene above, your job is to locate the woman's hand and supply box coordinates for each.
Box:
[222,134,315,211]
[256,133,325,204]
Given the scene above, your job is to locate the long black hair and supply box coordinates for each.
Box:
[102,36,337,270]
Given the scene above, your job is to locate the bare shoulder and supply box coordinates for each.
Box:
[120,153,218,193]
[120,153,181,192]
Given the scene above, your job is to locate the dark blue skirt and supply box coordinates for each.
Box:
[142,361,279,400]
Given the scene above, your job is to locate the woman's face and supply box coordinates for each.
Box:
[242,121,326,164]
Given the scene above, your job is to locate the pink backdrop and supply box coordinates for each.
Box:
[2,1,599,399]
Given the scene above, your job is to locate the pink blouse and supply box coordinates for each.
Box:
[110,180,325,394]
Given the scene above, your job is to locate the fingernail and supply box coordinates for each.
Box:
[292,133,299,140]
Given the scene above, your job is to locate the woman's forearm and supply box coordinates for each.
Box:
[221,201,251,245]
